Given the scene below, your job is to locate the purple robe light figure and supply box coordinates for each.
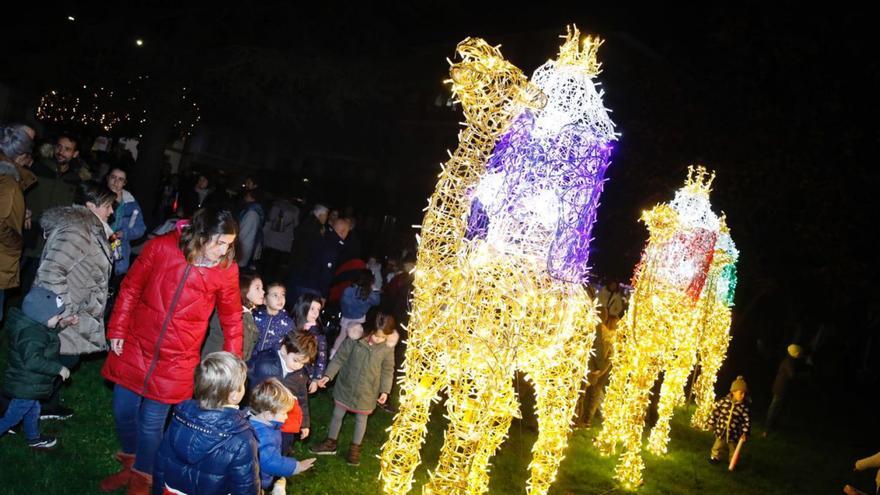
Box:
[381,26,617,495]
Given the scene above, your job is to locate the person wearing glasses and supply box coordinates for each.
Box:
[105,167,146,279]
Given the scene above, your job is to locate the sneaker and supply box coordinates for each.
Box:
[309,438,338,455]
[40,405,74,421]
[27,435,58,449]
[708,457,720,465]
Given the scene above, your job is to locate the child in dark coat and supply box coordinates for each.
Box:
[249,331,317,454]
[252,283,294,354]
[249,378,316,494]
[152,352,259,495]
[0,287,73,450]
[293,295,328,393]
[708,375,751,465]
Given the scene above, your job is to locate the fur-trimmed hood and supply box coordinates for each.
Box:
[384,329,400,347]
[0,158,36,191]
[33,205,112,355]
[40,204,102,234]
[0,158,21,181]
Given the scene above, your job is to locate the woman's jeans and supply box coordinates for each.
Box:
[112,384,172,474]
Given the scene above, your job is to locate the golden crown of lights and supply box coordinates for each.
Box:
[556,25,604,75]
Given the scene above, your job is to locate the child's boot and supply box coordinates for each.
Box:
[346,443,362,466]
[310,437,338,455]
[125,468,152,495]
[99,452,135,492]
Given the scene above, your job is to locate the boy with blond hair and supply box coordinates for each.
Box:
[249,378,316,494]
[153,352,259,494]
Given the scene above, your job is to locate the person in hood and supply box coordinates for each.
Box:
[311,311,398,466]
[153,352,259,495]
[99,208,243,495]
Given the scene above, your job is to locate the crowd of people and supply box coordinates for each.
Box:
[1,123,418,494]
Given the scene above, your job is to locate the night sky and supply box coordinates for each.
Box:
[2,3,876,389]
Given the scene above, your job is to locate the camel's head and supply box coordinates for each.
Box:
[449,38,545,131]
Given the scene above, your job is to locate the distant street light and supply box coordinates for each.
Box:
[135,39,144,47]
[67,16,75,22]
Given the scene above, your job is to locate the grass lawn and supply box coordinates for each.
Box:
[0,349,875,494]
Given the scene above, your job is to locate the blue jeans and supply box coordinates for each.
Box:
[0,288,6,321]
[0,398,40,440]
[112,385,173,474]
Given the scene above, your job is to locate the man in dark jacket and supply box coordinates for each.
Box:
[287,204,328,297]
[0,287,74,449]
[310,218,351,297]
[24,134,82,259]
[289,215,350,300]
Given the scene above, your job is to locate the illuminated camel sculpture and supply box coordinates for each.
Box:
[690,218,738,430]
[595,166,719,488]
[380,27,616,495]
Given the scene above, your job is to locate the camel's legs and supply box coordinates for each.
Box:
[647,350,698,455]
[691,314,731,430]
[423,373,518,495]
[524,334,593,495]
[606,357,661,489]
[380,340,447,495]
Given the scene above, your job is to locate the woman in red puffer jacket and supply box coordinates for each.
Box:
[99,208,243,495]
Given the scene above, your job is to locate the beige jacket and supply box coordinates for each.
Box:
[34,205,111,354]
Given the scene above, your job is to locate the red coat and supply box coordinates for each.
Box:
[102,228,243,404]
[280,399,303,434]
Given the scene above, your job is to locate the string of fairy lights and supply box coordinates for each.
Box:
[690,219,739,431]
[594,166,735,489]
[376,19,740,492]
[35,76,200,135]
[380,26,617,495]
